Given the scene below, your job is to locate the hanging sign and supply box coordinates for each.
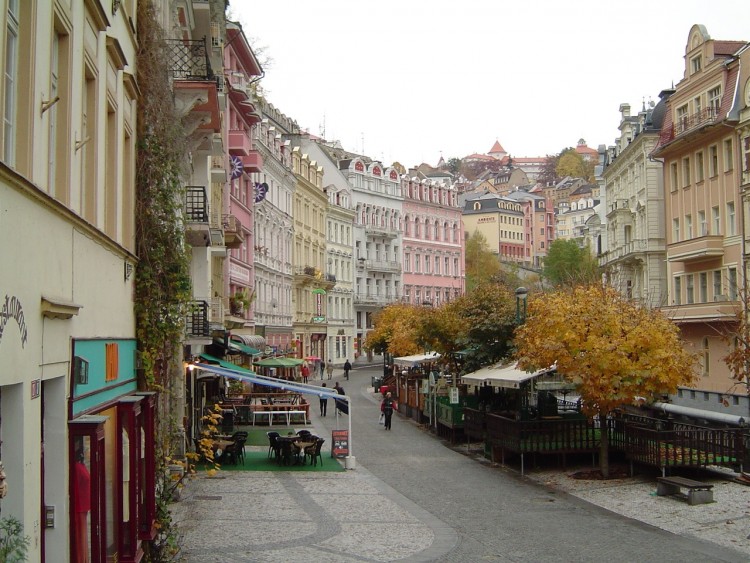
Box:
[254,182,268,203]
[230,155,244,179]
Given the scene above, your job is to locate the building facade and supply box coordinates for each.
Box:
[653,25,749,395]
[462,193,526,262]
[601,99,669,308]
[402,175,464,306]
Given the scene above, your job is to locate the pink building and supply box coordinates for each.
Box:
[402,175,465,306]
[224,22,263,332]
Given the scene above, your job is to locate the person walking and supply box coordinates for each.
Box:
[319,360,325,380]
[343,358,352,380]
[381,392,395,430]
[334,381,347,414]
[301,363,310,384]
[326,359,334,380]
[319,383,328,417]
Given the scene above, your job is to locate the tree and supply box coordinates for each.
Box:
[515,285,697,477]
[537,154,560,186]
[450,283,517,373]
[465,231,501,291]
[446,157,462,175]
[364,303,427,357]
[543,239,600,287]
[721,289,750,394]
[556,148,596,182]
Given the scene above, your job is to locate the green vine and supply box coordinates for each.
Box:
[0,517,30,563]
[134,1,192,560]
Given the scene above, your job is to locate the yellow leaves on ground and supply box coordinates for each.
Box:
[515,284,697,417]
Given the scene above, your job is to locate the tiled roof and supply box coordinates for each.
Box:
[714,40,747,56]
[488,140,505,154]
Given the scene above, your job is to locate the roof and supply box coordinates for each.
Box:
[488,140,506,155]
[393,352,441,368]
[461,362,554,389]
[714,40,747,56]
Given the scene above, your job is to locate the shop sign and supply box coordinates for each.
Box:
[331,429,349,458]
[449,387,459,404]
[0,295,28,348]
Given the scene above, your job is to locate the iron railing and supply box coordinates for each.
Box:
[185,186,208,222]
[166,38,213,81]
[186,300,210,337]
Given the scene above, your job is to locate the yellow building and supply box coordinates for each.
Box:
[462,193,525,262]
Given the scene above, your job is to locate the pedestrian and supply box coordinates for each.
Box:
[301,363,310,384]
[319,383,328,417]
[326,359,334,380]
[381,392,395,430]
[343,358,352,380]
[319,360,325,380]
[334,381,347,414]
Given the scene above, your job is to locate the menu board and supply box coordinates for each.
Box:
[331,429,349,458]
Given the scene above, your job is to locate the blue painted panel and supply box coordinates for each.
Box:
[72,339,138,416]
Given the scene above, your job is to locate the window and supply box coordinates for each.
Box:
[744,135,750,176]
[682,157,691,186]
[670,162,678,191]
[708,86,721,117]
[694,96,702,118]
[674,277,681,305]
[415,254,421,273]
[3,0,18,164]
[684,214,692,239]
[677,105,689,133]
[699,272,707,302]
[709,145,718,177]
[727,202,736,236]
[672,218,680,242]
[404,252,410,272]
[696,151,704,182]
[724,139,733,171]
[713,270,723,299]
[698,210,707,236]
[691,55,702,74]
[728,267,738,300]
[712,206,720,234]
[434,256,440,274]
[424,255,430,273]
[686,274,694,304]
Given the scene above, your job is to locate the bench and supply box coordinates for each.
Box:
[656,476,714,505]
[251,409,307,427]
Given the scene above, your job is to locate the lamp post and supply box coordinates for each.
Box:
[515,286,528,325]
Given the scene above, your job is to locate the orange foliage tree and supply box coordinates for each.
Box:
[364,303,428,358]
[515,285,697,477]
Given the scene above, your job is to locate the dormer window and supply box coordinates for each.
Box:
[691,55,702,74]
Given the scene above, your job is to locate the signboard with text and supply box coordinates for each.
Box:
[331,429,349,458]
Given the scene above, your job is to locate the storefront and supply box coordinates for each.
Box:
[68,338,156,563]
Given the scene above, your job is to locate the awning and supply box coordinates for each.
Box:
[393,352,441,368]
[194,361,355,460]
[461,362,552,389]
[231,334,266,350]
[253,357,304,367]
[228,340,261,356]
[199,353,255,374]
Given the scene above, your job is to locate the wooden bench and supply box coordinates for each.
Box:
[656,476,714,505]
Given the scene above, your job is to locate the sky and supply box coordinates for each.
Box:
[230,0,750,169]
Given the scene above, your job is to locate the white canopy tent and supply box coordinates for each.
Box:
[393,352,441,368]
[461,363,553,389]
[194,362,356,468]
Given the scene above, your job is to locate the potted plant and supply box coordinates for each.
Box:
[230,290,251,315]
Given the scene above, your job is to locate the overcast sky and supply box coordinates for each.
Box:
[230,1,750,169]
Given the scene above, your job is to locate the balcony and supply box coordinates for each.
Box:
[186,300,210,339]
[229,129,252,156]
[166,38,213,81]
[363,260,401,273]
[208,297,225,330]
[661,300,737,323]
[185,186,210,247]
[294,266,335,290]
[223,214,244,249]
[658,107,720,149]
[607,199,633,218]
[353,293,399,307]
[211,156,227,183]
[601,239,648,265]
[668,235,724,264]
[243,151,263,173]
[365,225,399,239]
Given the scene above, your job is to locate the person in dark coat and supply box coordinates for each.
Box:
[343,359,352,380]
[334,381,347,414]
[381,392,395,430]
[319,383,328,417]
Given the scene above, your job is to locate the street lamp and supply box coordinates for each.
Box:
[515,287,528,325]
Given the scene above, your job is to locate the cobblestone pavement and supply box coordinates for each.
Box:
[173,366,749,562]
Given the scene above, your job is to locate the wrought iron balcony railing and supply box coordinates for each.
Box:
[659,107,720,146]
[185,186,208,222]
[166,38,214,81]
[186,300,210,337]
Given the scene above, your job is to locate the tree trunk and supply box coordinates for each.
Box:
[599,409,609,478]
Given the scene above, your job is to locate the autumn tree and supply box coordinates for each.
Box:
[465,231,501,291]
[543,239,600,287]
[515,285,696,477]
[537,154,560,186]
[446,157,462,175]
[721,288,750,393]
[556,148,596,182]
[364,303,428,358]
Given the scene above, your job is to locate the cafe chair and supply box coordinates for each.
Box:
[277,439,295,466]
[296,429,312,439]
[231,431,248,460]
[223,436,247,466]
[305,438,325,467]
[267,431,281,459]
